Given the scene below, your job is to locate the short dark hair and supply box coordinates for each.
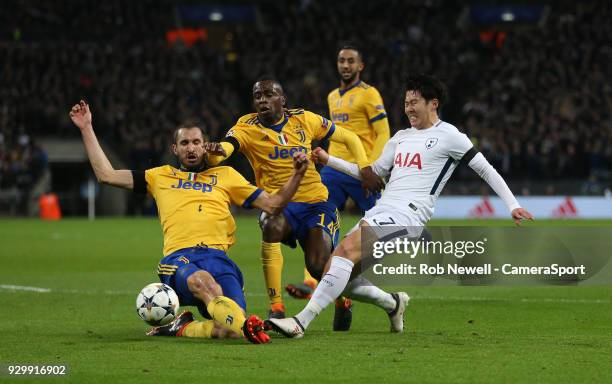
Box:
[339,43,363,61]
[405,74,448,107]
[255,75,283,90]
[173,120,208,144]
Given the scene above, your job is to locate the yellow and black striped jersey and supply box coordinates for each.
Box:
[225,109,335,203]
[135,165,261,256]
[327,81,388,162]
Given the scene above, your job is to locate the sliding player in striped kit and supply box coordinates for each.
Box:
[70,100,309,344]
[267,74,533,338]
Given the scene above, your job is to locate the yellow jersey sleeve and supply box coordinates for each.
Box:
[226,113,259,152]
[222,167,263,208]
[364,87,387,124]
[144,166,163,196]
[303,110,336,142]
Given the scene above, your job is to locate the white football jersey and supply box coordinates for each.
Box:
[370,120,474,223]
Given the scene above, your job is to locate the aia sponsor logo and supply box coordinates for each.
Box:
[394,152,422,169]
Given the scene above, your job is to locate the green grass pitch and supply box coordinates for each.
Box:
[0,217,611,383]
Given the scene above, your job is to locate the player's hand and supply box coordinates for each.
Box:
[69,100,92,131]
[292,152,309,176]
[511,208,534,226]
[360,166,384,194]
[311,147,329,165]
[203,142,227,156]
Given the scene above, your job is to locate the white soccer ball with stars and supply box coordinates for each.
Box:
[136,283,180,326]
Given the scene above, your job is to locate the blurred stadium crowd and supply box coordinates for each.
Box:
[1,0,610,213]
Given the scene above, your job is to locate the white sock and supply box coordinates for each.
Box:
[295,256,354,329]
[344,276,397,313]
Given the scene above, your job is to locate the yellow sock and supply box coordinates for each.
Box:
[303,268,318,288]
[261,241,284,306]
[206,296,246,336]
[182,320,215,338]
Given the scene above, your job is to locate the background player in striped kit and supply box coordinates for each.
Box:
[205,78,382,323]
[286,45,391,331]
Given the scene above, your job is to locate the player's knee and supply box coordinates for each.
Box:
[335,237,361,264]
[187,270,223,298]
[212,325,242,339]
[305,251,328,280]
[305,261,324,281]
[260,215,286,242]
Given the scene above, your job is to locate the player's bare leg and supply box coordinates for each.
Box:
[260,212,292,318]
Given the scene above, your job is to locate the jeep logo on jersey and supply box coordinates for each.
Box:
[331,112,349,123]
[425,138,438,149]
[394,153,422,169]
[170,179,213,192]
[268,146,308,160]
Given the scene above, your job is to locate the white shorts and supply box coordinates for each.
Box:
[346,205,425,241]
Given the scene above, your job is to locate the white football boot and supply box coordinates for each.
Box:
[388,292,410,332]
[266,317,305,339]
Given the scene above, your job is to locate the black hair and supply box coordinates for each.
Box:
[339,43,363,61]
[173,120,208,144]
[254,75,283,91]
[404,73,448,108]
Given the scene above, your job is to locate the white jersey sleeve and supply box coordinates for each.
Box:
[468,153,521,212]
[371,133,399,178]
[448,130,475,161]
[326,156,361,179]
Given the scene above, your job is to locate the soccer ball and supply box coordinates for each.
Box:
[136,283,180,326]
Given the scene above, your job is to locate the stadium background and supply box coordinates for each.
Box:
[1,0,610,218]
[1,2,611,383]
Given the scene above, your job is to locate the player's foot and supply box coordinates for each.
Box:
[333,297,352,331]
[146,311,194,337]
[388,292,410,333]
[242,314,271,344]
[265,317,305,339]
[285,280,316,299]
[268,302,286,319]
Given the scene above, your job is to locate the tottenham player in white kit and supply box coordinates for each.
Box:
[266,74,533,338]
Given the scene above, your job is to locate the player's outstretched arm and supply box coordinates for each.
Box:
[69,100,134,190]
[328,125,368,168]
[467,152,534,226]
[328,126,384,192]
[313,147,359,178]
[312,146,385,189]
[204,142,235,165]
[251,152,308,215]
